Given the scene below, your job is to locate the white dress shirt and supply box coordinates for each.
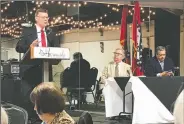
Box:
[35,24,48,47]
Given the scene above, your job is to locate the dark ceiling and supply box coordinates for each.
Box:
[1,1,156,38]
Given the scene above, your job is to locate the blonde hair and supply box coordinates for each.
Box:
[1,107,8,124]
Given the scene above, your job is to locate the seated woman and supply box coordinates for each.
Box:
[30,82,75,124]
[1,106,9,124]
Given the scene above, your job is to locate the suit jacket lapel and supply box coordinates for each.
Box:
[31,26,37,44]
[155,58,163,72]
[46,32,52,47]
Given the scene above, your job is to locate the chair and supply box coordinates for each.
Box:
[77,111,93,124]
[84,67,98,104]
[1,102,28,124]
[65,67,98,109]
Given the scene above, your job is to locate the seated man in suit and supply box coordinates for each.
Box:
[98,48,132,119]
[96,48,132,100]
[101,48,132,84]
[63,52,90,88]
[62,52,90,104]
[145,46,174,77]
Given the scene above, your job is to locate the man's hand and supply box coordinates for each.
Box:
[30,39,39,47]
[161,71,169,76]
[161,71,173,76]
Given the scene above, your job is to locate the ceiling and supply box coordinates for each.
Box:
[1,1,182,38]
[87,0,184,9]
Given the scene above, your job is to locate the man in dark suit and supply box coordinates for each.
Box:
[63,52,90,87]
[16,8,59,85]
[15,9,59,119]
[145,46,174,77]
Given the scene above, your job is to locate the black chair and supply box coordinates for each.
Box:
[2,102,28,124]
[65,67,98,109]
[76,111,93,124]
[84,67,98,104]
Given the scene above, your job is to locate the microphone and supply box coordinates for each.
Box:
[46,27,52,35]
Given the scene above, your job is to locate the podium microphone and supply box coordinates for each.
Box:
[46,27,52,35]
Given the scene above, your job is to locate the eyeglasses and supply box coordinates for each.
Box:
[113,52,123,56]
[37,16,49,20]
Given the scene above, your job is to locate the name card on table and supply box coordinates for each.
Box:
[30,47,70,59]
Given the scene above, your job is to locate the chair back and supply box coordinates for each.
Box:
[88,67,98,87]
[2,102,28,124]
[77,111,93,124]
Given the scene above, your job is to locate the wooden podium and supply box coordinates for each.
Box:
[21,46,70,82]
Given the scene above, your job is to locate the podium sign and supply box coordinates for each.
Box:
[30,47,70,59]
[28,46,70,82]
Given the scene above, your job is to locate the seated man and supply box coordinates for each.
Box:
[145,46,174,77]
[101,47,132,87]
[62,52,90,104]
[62,52,90,88]
[98,48,132,119]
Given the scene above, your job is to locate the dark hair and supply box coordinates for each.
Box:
[35,8,48,16]
[30,82,65,115]
[156,46,166,55]
[73,52,83,60]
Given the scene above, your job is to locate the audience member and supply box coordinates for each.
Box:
[145,46,174,77]
[62,52,90,88]
[173,90,184,124]
[30,82,75,124]
[1,106,9,124]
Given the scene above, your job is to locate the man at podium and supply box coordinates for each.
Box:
[15,9,60,119]
[16,8,60,86]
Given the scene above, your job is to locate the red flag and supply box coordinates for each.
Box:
[120,5,130,64]
[132,1,144,76]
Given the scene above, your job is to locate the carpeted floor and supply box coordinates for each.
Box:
[31,103,132,124]
[66,103,132,124]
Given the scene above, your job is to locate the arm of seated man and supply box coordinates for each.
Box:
[157,71,174,77]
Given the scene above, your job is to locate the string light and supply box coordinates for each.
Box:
[36,1,86,8]
[1,1,156,38]
[1,2,11,13]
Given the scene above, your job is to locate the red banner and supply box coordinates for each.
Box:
[120,5,130,64]
[132,1,144,76]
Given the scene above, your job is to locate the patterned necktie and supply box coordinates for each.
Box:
[115,63,119,77]
[41,29,46,47]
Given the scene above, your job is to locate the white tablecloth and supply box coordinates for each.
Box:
[103,76,174,124]
[103,77,132,117]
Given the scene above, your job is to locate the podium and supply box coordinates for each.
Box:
[21,46,70,82]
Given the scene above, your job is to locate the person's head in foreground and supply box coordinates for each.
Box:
[113,48,125,64]
[156,46,166,62]
[30,82,74,124]
[1,106,9,124]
